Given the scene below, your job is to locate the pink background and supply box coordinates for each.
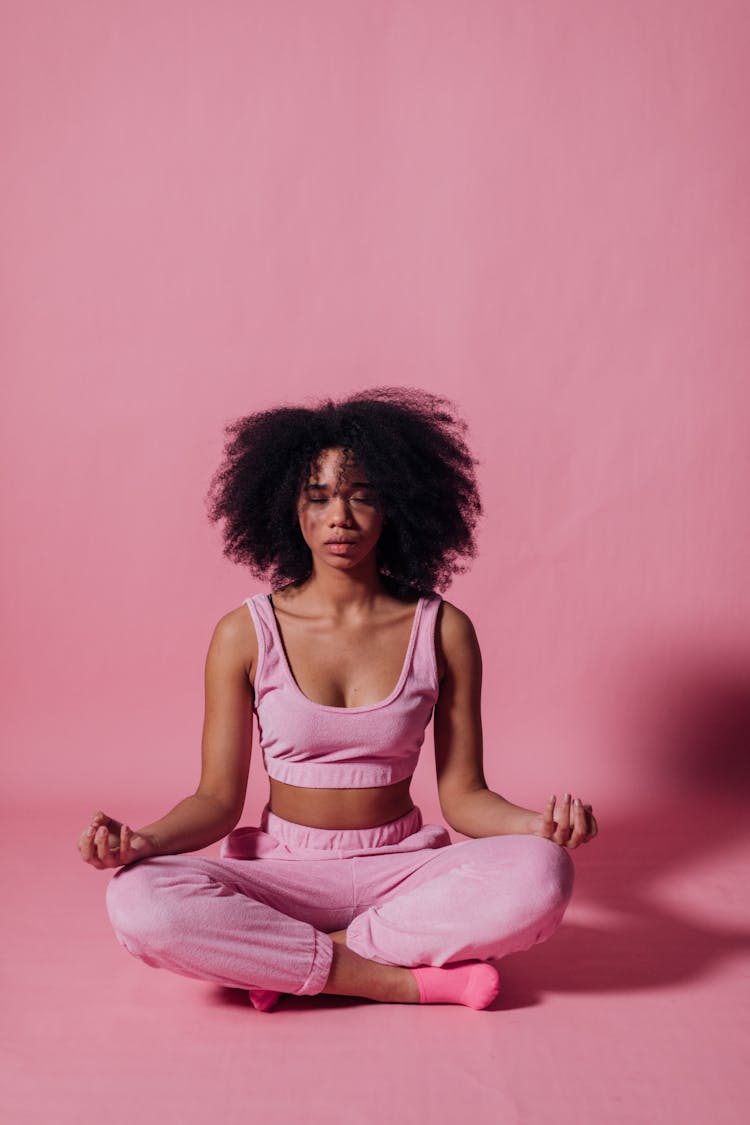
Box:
[2,3,748,1123]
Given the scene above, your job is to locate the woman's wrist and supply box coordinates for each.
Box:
[128,829,161,859]
[443,788,540,838]
[134,793,238,857]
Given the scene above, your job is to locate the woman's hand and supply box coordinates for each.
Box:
[78,810,154,869]
[529,793,598,849]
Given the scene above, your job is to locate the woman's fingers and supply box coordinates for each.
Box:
[568,798,588,848]
[539,793,598,849]
[79,812,109,854]
[78,811,143,868]
[555,793,572,843]
[80,827,106,868]
[119,823,138,863]
[89,813,122,859]
[79,824,96,862]
[94,825,111,862]
[79,813,103,854]
[96,824,123,863]
[568,798,598,847]
[542,795,557,838]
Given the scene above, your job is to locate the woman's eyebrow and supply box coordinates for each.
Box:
[304,481,373,490]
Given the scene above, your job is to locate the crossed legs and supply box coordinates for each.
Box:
[106,833,574,1007]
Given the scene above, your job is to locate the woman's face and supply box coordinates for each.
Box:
[296,447,384,570]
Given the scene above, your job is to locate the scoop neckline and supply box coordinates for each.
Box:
[263,593,424,713]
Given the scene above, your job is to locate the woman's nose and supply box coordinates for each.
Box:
[329,497,353,524]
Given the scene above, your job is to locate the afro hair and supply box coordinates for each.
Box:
[206,386,482,600]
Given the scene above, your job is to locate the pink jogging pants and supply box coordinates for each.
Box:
[105,804,574,997]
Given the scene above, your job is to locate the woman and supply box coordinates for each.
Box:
[78,386,597,1011]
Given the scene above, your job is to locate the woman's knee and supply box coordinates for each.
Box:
[518,835,575,914]
[465,834,575,916]
[465,835,575,951]
[105,856,207,957]
[106,859,163,950]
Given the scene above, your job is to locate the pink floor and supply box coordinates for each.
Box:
[3,794,748,1125]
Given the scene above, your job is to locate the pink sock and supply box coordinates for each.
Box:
[248,988,282,1012]
[409,960,501,1010]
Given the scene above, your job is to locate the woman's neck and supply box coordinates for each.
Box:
[283,567,390,615]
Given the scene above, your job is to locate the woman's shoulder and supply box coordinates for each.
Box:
[435,597,477,634]
[434,598,481,675]
[207,602,260,678]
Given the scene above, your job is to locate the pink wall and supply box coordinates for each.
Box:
[2,1,749,827]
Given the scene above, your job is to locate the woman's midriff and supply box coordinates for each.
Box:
[268,775,415,829]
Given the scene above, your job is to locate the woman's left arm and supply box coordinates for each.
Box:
[433,602,598,850]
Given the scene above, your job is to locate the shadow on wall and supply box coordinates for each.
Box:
[209,655,750,1014]
[500,653,750,1010]
[616,644,750,795]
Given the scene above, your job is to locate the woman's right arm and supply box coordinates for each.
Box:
[78,608,256,869]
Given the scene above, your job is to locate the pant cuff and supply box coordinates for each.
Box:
[295,929,334,996]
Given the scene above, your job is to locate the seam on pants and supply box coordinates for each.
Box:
[351,857,359,918]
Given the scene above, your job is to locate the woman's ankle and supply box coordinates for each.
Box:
[320,942,419,1003]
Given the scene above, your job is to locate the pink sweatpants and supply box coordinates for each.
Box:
[105,804,574,997]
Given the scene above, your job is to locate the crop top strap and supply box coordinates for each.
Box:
[243,594,273,711]
[413,592,441,694]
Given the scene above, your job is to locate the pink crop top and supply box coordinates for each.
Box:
[244,592,442,788]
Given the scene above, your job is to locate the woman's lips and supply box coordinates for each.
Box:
[325,541,357,553]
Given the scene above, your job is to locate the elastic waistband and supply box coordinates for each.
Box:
[259,802,424,851]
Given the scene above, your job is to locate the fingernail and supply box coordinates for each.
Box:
[574,798,581,807]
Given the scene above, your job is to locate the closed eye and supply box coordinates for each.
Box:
[307,495,376,504]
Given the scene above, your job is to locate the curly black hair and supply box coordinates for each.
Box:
[206,386,483,599]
